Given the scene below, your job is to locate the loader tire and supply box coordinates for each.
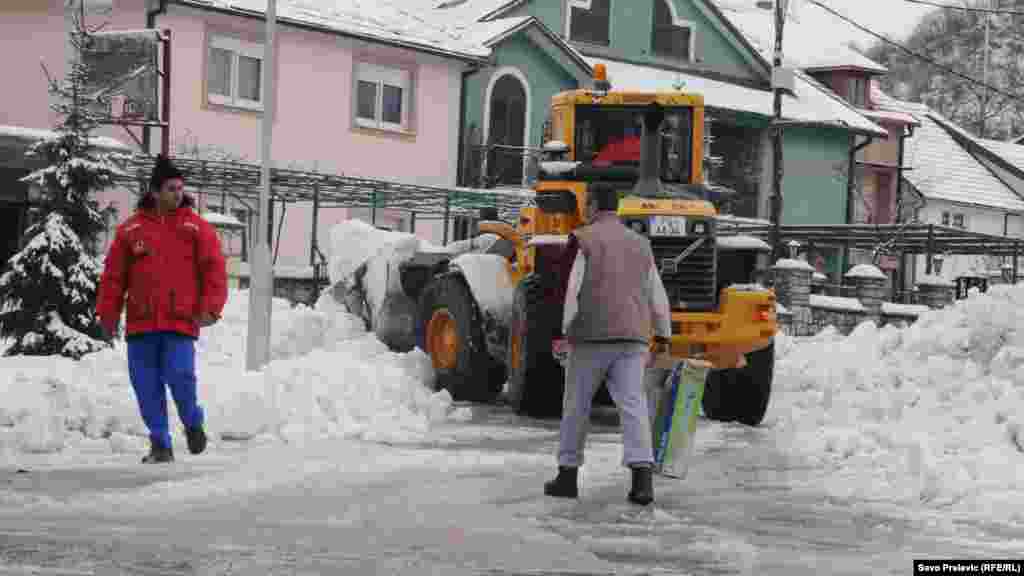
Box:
[701,341,775,427]
[419,274,505,403]
[507,274,564,419]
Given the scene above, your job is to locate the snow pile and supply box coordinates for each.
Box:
[327,218,514,325]
[0,289,462,457]
[772,283,1024,521]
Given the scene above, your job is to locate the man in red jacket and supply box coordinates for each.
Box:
[96,155,228,464]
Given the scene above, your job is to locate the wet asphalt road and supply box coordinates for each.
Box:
[0,404,1021,575]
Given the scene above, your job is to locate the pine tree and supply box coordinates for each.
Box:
[0,17,129,359]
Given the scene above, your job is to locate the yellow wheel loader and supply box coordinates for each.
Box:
[389,64,778,425]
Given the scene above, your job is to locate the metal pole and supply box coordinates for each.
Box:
[311,182,320,266]
[161,30,171,157]
[1015,241,1020,285]
[246,0,275,372]
[769,0,786,263]
[410,211,416,233]
[926,224,935,275]
[443,195,451,244]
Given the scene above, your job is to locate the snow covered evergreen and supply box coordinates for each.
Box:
[0,23,129,359]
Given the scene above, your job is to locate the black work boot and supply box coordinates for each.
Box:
[627,465,654,506]
[185,425,207,455]
[142,441,174,464]
[543,466,579,499]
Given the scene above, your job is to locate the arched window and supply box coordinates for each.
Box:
[651,0,693,62]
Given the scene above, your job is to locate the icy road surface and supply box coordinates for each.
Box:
[0,405,1020,575]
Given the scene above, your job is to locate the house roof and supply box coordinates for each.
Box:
[175,0,492,61]
[426,0,527,23]
[872,90,1024,213]
[975,138,1024,174]
[461,16,592,74]
[715,3,888,75]
[587,57,887,137]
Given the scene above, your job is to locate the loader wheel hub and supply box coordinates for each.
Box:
[427,309,459,371]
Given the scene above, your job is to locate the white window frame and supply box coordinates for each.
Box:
[207,35,265,111]
[354,62,412,133]
[651,0,696,64]
[565,0,612,46]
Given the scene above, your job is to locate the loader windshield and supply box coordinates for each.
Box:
[573,105,693,184]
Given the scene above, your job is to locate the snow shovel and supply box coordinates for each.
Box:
[650,358,710,479]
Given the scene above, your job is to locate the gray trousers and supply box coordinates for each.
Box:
[558,342,654,468]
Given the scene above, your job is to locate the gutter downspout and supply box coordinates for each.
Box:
[844,134,874,271]
[456,64,483,188]
[143,0,169,156]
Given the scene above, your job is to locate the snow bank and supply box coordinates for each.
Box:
[773,258,815,272]
[845,264,887,280]
[0,289,459,457]
[772,283,1024,522]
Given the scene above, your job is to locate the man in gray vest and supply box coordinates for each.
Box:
[545,183,672,506]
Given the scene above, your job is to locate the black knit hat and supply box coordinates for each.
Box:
[149,154,184,192]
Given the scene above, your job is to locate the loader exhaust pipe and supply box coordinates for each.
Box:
[632,103,666,199]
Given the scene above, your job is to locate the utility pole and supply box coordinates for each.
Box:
[769,0,787,262]
[246,0,275,371]
[979,0,992,138]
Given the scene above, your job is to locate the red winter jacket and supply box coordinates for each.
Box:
[96,205,228,339]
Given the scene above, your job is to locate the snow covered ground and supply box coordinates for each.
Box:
[770,284,1024,524]
[1,217,1023,529]
[0,288,467,463]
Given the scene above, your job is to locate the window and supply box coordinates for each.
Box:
[568,0,611,46]
[574,105,693,186]
[207,35,264,110]
[941,211,950,226]
[355,63,412,132]
[848,76,868,108]
[953,213,966,229]
[651,0,693,62]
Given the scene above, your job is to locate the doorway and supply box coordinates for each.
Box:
[486,71,529,186]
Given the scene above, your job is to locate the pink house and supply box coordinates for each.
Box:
[0,0,490,275]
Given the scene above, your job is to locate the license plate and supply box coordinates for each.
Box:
[649,215,687,237]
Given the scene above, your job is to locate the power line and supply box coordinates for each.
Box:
[902,0,1024,16]
[806,0,1024,104]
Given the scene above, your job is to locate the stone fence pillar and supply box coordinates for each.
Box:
[845,264,888,323]
[772,258,814,335]
[916,275,956,309]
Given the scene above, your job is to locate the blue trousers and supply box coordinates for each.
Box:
[127,332,204,450]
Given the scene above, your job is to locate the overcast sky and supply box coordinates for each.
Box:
[721,0,938,50]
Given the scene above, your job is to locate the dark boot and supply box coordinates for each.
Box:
[186,425,207,455]
[142,442,174,464]
[627,465,654,506]
[543,466,579,499]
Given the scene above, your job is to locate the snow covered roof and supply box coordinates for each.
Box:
[975,138,1024,174]
[872,92,1024,213]
[459,16,591,74]
[423,0,526,24]
[174,0,492,60]
[586,57,887,137]
[0,125,133,152]
[717,4,887,75]
[861,108,920,127]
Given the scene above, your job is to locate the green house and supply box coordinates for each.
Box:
[424,0,887,274]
